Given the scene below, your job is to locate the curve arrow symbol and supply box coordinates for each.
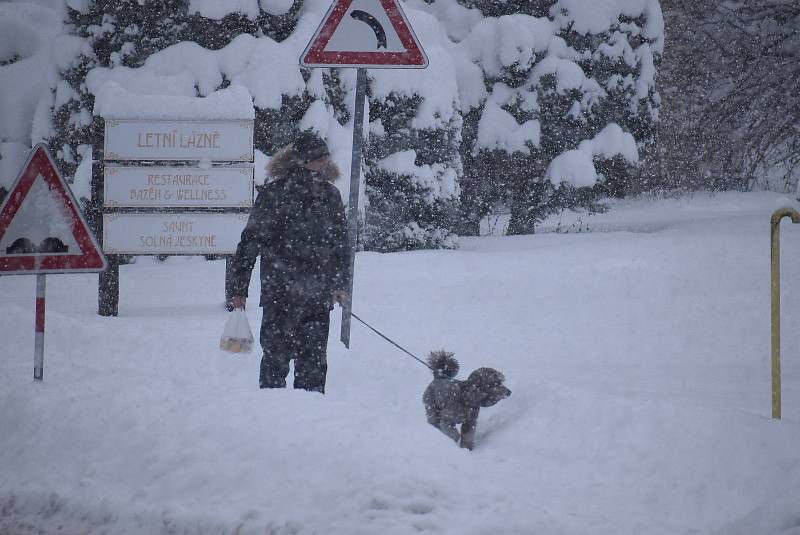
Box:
[350,10,387,49]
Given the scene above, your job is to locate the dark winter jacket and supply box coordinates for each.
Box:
[229,153,350,309]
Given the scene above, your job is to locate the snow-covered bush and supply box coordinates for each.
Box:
[554,0,662,199]
[446,0,662,234]
[363,11,462,251]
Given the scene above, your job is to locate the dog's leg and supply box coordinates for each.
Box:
[438,422,461,444]
[426,412,460,444]
[426,412,441,428]
[459,425,475,450]
[459,408,479,450]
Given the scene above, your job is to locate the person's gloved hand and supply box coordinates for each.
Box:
[331,290,349,306]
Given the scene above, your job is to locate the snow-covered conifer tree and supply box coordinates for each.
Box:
[362,13,462,251]
[48,0,186,231]
[454,11,556,235]
[451,0,662,235]
[552,0,662,199]
[48,0,306,230]
[363,87,461,251]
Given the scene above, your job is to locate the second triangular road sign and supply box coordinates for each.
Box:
[0,144,107,274]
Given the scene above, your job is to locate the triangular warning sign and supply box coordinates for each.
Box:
[301,0,428,68]
[0,144,107,274]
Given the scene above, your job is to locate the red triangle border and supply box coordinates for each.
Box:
[0,144,107,274]
[301,0,428,68]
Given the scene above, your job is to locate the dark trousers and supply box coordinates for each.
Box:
[259,303,330,393]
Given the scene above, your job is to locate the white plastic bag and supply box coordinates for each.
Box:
[219,309,254,353]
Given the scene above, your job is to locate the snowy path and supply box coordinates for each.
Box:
[2,193,800,534]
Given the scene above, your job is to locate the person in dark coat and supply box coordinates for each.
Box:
[229,131,350,393]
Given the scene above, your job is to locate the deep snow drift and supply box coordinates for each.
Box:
[2,192,800,535]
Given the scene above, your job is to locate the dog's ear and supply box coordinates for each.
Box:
[482,384,511,407]
[467,368,511,407]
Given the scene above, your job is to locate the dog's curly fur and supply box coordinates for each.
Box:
[422,350,511,450]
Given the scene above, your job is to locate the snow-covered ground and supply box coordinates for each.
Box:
[2,191,800,535]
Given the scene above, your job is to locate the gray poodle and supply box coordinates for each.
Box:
[422,350,511,450]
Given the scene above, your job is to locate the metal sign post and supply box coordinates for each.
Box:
[0,144,108,382]
[770,207,799,419]
[34,274,46,381]
[340,68,367,348]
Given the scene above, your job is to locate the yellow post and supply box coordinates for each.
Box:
[770,207,800,419]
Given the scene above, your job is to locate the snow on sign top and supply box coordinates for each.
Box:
[301,0,428,68]
[0,144,107,275]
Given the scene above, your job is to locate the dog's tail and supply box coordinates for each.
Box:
[427,350,459,379]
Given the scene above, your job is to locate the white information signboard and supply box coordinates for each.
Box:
[103,212,248,255]
[104,120,254,162]
[104,166,254,208]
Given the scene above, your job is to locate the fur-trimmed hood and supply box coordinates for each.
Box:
[267,144,341,182]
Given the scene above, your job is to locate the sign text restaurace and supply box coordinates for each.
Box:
[138,172,228,201]
[137,130,222,149]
